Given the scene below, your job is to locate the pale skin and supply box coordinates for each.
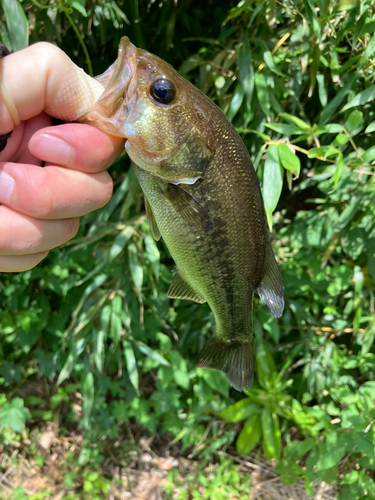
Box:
[0,43,125,272]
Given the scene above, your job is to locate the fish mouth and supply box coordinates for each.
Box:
[84,37,137,137]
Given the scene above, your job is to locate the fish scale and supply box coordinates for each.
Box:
[84,37,284,391]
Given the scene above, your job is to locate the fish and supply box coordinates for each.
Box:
[84,37,284,391]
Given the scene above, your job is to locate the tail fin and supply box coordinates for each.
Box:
[196,337,254,392]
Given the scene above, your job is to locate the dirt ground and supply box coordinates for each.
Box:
[0,423,337,500]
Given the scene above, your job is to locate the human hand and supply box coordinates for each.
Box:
[0,43,125,272]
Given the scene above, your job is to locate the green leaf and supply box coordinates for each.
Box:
[319,73,357,125]
[263,51,284,76]
[365,121,375,134]
[363,145,375,163]
[2,0,28,51]
[255,72,271,120]
[66,0,87,16]
[263,144,283,229]
[174,369,190,389]
[93,328,105,372]
[128,243,143,293]
[222,0,253,24]
[316,432,349,470]
[110,295,122,348]
[333,134,350,146]
[133,340,170,367]
[261,408,281,460]
[308,146,341,158]
[281,438,315,461]
[360,32,375,68]
[0,397,31,433]
[278,144,300,177]
[82,372,94,428]
[197,368,229,397]
[238,39,254,107]
[317,73,327,106]
[236,413,262,454]
[333,197,361,232]
[345,110,363,133]
[123,339,139,395]
[109,226,134,262]
[303,0,320,37]
[321,466,339,484]
[352,10,369,45]
[256,343,277,389]
[228,82,244,122]
[264,123,306,135]
[144,234,160,279]
[219,399,261,422]
[279,113,310,131]
[11,486,28,500]
[333,154,344,185]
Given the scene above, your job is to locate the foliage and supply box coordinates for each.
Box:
[1,0,375,498]
[164,457,251,500]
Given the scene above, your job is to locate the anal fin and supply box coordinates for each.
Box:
[196,337,254,392]
[257,243,284,318]
[168,271,206,304]
[144,196,161,241]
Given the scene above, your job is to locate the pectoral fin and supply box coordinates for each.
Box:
[257,243,284,318]
[144,196,161,241]
[163,183,214,234]
[168,271,206,304]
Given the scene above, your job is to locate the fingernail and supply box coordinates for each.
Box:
[31,134,73,165]
[0,169,15,204]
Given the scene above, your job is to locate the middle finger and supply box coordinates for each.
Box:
[0,162,113,219]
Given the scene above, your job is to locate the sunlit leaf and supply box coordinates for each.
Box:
[128,243,143,293]
[82,373,94,429]
[238,38,254,109]
[66,0,87,17]
[303,0,320,37]
[263,144,283,229]
[279,113,310,131]
[0,398,31,433]
[236,413,262,454]
[342,85,375,112]
[2,0,28,51]
[333,154,344,186]
[255,72,271,120]
[133,340,170,367]
[123,340,139,395]
[261,408,281,460]
[278,144,300,178]
[228,82,244,122]
[219,399,260,423]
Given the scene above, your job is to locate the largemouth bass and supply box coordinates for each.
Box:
[85,37,284,391]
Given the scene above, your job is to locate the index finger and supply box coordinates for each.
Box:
[0,42,104,134]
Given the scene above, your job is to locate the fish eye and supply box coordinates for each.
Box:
[150,79,176,105]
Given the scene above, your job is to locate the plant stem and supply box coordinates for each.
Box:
[59,0,93,76]
[30,0,50,10]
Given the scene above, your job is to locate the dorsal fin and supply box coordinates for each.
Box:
[144,196,161,241]
[257,244,284,318]
[168,271,206,304]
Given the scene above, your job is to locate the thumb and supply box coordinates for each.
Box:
[0,42,104,134]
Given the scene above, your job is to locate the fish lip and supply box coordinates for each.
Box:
[84,37,138,137]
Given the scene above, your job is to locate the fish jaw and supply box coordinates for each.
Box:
[83,37,138,137]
